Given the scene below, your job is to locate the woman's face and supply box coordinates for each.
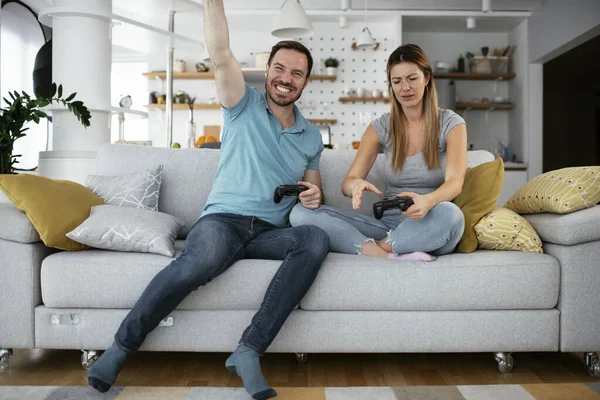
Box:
[389,61,429,109]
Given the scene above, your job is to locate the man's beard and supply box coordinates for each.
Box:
[265,80,303,107]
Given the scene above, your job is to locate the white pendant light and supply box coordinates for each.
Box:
[271,0,314,39]
[357,27,376,49]
[482,0,492,12]
[466,16,476,29]
[356,0,375,49]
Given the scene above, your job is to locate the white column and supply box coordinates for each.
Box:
[38,0,112,184]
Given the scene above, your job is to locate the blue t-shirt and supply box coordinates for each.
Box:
[201,84,324,228]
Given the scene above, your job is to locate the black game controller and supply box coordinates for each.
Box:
[273,184,309,203]
[373,197,414,219]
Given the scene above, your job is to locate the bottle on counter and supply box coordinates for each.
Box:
[457,54,465,73]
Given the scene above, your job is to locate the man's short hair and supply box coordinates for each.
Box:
[267,40,313,79]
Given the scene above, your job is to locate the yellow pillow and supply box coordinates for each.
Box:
[452,157,504,253]
[504,166,600,214]
[475,206,543,253]
[0,174,104,250]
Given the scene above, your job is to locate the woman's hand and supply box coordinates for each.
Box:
[398,192,434,220]
[351,179,383,210]
[298,181,322,209]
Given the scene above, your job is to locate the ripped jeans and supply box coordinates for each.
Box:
[289,201,464,256]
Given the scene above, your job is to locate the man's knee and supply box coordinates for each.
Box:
[293,225,330,258]
[176,249,226,288]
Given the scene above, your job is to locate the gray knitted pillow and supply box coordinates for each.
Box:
[85,165,163,211]
[67,205,184,257]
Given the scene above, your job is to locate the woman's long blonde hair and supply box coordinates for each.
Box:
[386,44,440,172]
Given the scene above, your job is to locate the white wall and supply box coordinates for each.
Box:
[528,0,600,63]
[403,31,511,154]
[508,19,528,166]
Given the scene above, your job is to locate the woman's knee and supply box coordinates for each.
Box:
[289,203,319,227]
[432,202,464,230]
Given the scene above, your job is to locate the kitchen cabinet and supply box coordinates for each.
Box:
[498,169,528,206]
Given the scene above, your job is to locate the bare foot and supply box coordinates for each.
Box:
[361,241,391,258]
[376,238,392,253]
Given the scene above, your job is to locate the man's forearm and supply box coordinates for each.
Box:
[204,0,233,65]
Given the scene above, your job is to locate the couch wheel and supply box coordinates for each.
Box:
[295,353,307,364]
[494,352,513,374]
[585,352,600,378]
[0,349,13,371]
[81,350,99,370]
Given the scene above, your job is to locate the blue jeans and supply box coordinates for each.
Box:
[114,213,329,355]
[290,202,464,256]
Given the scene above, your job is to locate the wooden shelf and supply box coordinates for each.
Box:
[456,103,515,110]
[144,71,336,82]
[145,103,221,110]
[144,71,214,80]
[309,74,337,81]
[308,119,337,125]
[434,72,516,80]
[339,97,390,103]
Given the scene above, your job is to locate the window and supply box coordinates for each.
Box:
[110,62,149,142]
[1,2,46,170]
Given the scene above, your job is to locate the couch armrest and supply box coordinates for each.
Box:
[543,240,600,352]
[0,203,40,244]
[0,238,55,348]
[523,206,600,246]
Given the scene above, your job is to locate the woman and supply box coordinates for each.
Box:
[290,44,467,259]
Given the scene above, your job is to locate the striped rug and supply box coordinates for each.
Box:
[1,383,600,399]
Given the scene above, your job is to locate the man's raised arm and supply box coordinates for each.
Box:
[204,0,245,108]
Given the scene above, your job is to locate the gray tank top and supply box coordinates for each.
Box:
[371,109,465,198]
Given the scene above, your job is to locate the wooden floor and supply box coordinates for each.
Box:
[0,350,597,387]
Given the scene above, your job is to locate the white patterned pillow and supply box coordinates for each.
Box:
[67,205,184,257]
[86,165,163,211]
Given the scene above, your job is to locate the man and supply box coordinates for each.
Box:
[87,1,328,399]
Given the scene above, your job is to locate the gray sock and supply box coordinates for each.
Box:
[87,341,129,393]
[225,345,277,400]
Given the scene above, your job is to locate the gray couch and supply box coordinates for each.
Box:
[1,144,599,377]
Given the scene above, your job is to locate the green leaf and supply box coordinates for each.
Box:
[50,83,57,97]
[35,85,42,99]
[32,114,40,124]
[65,92,76,102]
[57,84,63,98]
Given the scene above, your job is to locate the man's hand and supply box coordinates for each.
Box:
[398,192,434,220]
[350,179,383,210]
[298,181,322,209]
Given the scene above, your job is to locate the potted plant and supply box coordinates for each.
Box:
[324,57,339,76]
[0,83,90,174]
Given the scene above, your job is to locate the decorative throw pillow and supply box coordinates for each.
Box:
[86,165,163,211]
[452,157,504,253]
[0,174,104,250]
[66,205,184,257]
[475,206,543,253]
[504,166,600,214]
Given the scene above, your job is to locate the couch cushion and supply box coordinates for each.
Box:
[300,250,559,311]
[41,241,283,310]
[96,145,496,237]
[42,242,559,312]
[0,203,40,244]
[523,205,600,245]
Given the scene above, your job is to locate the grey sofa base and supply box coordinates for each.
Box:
[35,307,559,353]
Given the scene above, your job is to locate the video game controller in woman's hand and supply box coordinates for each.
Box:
[373,197,414,219]
[273,184,309,203]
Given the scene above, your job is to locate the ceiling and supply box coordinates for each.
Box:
[22,0,543,15]
[19,0,540,54]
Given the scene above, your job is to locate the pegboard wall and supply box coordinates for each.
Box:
[295,21,397,145]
